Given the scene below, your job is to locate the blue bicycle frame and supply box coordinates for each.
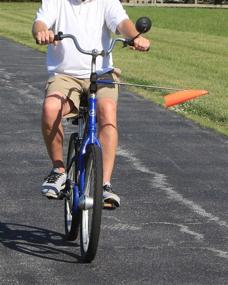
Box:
[72,56,102,212]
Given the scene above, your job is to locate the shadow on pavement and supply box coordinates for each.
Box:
[0,222,82,263]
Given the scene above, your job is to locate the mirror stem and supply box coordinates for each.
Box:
[132,33,141,41]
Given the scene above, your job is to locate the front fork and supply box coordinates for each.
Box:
[78,92,100,192]
[74,91,101,211]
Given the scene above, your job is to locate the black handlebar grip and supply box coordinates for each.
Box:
[54,31,63,41]
[124,38,134,47]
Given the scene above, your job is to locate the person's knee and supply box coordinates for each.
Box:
[97,99,117,127]
[42,94,64,120]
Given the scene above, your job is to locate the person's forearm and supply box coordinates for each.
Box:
[117,19,139,39]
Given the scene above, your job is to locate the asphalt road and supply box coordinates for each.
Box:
[0,37,228,285]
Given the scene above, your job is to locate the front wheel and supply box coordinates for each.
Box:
[80,144,103,263]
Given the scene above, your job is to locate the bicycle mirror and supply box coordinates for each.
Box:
[135,17,152,34]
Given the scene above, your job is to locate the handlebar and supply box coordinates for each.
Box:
[54,32,134,57]
[53,16,152,56]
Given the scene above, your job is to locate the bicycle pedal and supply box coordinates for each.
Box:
[58,190,67,200]
[103,202,117,210]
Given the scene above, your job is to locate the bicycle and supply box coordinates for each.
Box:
[55,17,152,263]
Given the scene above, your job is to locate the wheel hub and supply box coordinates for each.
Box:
[78,195,93,210]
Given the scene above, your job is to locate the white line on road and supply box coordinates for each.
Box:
[117,146,228,229]
[117,146,228,259]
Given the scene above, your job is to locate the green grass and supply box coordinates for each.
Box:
[0,2,46,51]
[0,3,227,135]
[114,7,228,135]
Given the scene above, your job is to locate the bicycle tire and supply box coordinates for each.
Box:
[64,133,80,241]
[80,144,103,262]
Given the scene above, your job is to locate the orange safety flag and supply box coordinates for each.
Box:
[164,89,208,108]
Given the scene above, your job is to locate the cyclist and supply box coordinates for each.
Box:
[32,0,150,208]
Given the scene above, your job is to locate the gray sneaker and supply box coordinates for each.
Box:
[103,184,120,208]
[41,169,67,199]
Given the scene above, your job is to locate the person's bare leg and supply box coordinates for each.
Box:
[42,92,74,173]
[97,98,118,184]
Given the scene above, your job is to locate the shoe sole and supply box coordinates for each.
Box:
[42,192,59,199]
[42,183,66,199]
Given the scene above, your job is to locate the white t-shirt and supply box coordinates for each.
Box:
[35,0,128,78]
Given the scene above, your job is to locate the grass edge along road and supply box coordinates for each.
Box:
[0,3,227,136]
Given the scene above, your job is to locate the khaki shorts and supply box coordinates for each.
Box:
[45,70,120,118]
